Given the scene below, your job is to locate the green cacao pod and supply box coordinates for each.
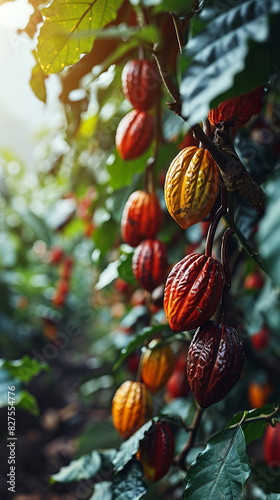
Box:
[164,147,220,229]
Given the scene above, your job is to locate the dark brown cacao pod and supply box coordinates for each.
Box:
[187,321,244,408]
[121,190,163,247]
[122,59,159,110]
[164,253,224,332]
[132,239,168,292]
[116,110,154,160]
[137,421,175,482]
[208,86,264,126]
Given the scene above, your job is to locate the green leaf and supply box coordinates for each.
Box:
[180,0,280,125]
[30,52,48,103]
[37,0,124,74]
[0,233,17,267]
[2,355,48,383]
[15,390,40,417]
[113,324,170,371]
[107,148,152,190]
[93,219,118,257]
[183,427,251,499]
[89,482,113,500]
[226,405,278,445]
[113,460,147,500]
[113,419,156,472]
[51,450,102,483]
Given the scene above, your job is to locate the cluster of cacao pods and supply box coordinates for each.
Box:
[116,58,159,160]
[49,248,74,307]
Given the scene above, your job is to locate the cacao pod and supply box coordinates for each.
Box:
[132,239,168,292]
[141,339,175,393]
[116,110,154,160]
[112,381,153,438]
[121,190,163,247]
[248,380,273,409]
[122,59,159,110]
[164,147,220,229]
[166,353,190,399]
[164,253,224,332]
[137,421,175,482]
[187,321,244,408]
[264,423,280,467]
[208,86,264,126]
[250,326,270,351]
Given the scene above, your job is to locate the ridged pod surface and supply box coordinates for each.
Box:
[263,423,280,467]
[112,381,153,439]
[116,110,154,160]
[122,59,159,110]
[121,190,163,247]
[187,321,244,408]
[208,86,264,126]
[137,421,175,482]
[141,340,175,393]
[164,253,224,332]
[132,239,168,292]
[164,147,220,229]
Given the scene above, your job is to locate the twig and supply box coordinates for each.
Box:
[229,405,279,429]
[173,406,204,471]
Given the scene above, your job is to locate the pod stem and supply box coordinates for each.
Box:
[220,227,234,324]
[144,157,155,193]
[205,187,227,258]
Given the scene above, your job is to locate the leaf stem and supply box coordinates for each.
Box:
[173,406,204,471]
[229,405,279,429]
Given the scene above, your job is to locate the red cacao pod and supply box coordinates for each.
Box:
[112,381,153,439]
[132,239,168,292]
[164,147,220,229]
[116,110,154,160]
[166,353,190,399]
[244,271,265,291]
[141,339,175,393]
[122,59,159,110]
[264,423,280,467]
[250,326,270,351]
[187,321,244,408]
[164,253,224,332]
[208,86,264,126]
[137,421,175,482]
[121,190,163,247]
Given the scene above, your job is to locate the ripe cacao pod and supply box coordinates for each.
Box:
[187,321,244,408]
[132,239,168,292]
[121,190,163,247]
[141,339,175,393]
[264,423,280,467]
[164,253,224,332]
[208,86,264,126]
[116,110,154,160]
[250,326,270,351]
[122,59,159,110]
[164,147,220,229]
[112,381,153,438]
[137,421,175,482]
[248,380,273,408]
[166,353,190,399]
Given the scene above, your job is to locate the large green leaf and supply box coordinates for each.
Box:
[180,0,280,126]
[183,427,251,499]
[51,450,102,483]
[37,0,124,74]
[113,419,156,472]
[113,460,147,500]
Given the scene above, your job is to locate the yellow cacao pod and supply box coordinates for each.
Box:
[141,340,175,393]
[112,381,153,438]
[164,147,220,229]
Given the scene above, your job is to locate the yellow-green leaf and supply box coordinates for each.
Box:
[37,0,124,74]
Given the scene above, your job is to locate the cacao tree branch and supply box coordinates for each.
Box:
[173,406,204,471]
[152,46,265,216]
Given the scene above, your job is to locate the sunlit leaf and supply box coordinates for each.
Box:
[1,355,48,383]
[37,0,124,74]
[30,54,48,103]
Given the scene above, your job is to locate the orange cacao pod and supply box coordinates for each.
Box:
[112,381,153,438]
[264,423,280,467]
[164,253,224,332]
[208,86,264,126]
[132,239,168,292]
[121,190,163,247]
[137,421,175,482]
[122,59,159,110]
[164,147,220,229]
[116,110,154,160]
[248,381,273,408]
[187,321,244,408]
[141,339,175,393]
